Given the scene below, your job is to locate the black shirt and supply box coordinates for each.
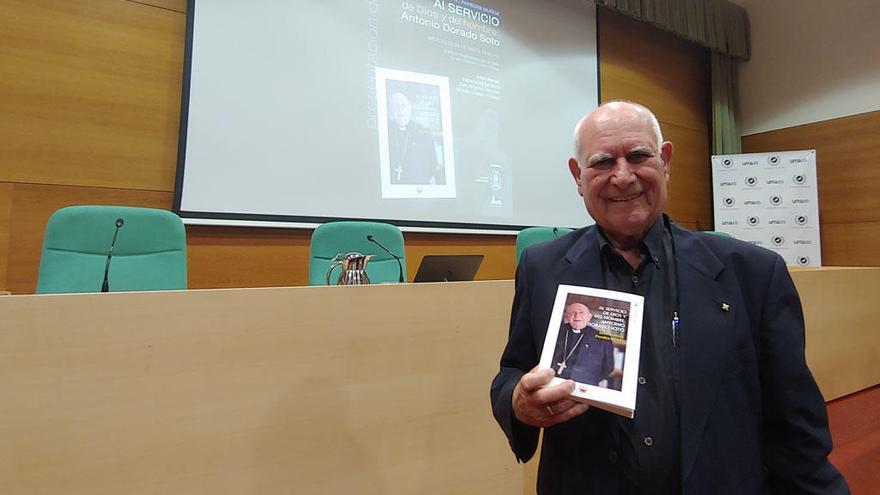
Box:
[597,215,682,495]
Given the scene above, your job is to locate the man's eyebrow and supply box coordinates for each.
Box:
[626,145,654,155]
[586,152,613,166]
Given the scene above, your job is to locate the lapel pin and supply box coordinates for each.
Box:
[721,303,730,312]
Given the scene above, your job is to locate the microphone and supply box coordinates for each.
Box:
[101,218,124,292]
[366,234,404,283]
[552,227,559,238]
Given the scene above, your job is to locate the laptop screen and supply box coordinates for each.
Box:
[413,255,484,283]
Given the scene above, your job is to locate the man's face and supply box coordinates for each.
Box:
[565,303,592,331]
[390,93,412,127]
[568,104,672,242]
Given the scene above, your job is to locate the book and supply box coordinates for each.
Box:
[538,284,645,418]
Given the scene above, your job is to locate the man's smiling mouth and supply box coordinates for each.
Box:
[609,192,642,202]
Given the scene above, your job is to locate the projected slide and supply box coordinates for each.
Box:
[376,68,455,199]
[177,0,598,231]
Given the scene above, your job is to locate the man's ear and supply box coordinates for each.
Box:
[568,158,585,196]
[568,157,582,183]
[660,141,673,176]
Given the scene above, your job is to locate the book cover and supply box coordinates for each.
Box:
[538,284,644,418]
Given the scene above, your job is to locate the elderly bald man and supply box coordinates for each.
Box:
[490,101,848,495]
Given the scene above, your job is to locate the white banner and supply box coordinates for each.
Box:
[711,150,821,267]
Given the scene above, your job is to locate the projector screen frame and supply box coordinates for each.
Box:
[172,0,601,234]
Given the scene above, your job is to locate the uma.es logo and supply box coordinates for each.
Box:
[747,216,760,226]
[745,176,758,187]
[768,155,781,166]
[771,235,785,247]
[769,195,783,206]
[722,197,736,207]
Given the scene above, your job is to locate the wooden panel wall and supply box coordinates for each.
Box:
[599,11,712,232]
[0,0,184,294]
[742,110,880,266]
[0,2,711,294]
[0,184,12,290]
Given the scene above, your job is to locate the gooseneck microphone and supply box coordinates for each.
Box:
[101,218,124,293]
[366,234,404,283]
[552,227,559,238]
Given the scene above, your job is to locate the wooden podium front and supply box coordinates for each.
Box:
[2,268,878,494]
[790,267,880,401]
[0,281,520,494]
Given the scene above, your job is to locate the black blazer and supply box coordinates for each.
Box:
[490,221,849,494]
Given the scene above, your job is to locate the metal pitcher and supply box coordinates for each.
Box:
[325,252,374,285]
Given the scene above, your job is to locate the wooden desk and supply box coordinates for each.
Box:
[0,282,520,494]
[792,267,880,400]
[1,268,878,494]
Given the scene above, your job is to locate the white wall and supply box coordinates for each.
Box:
[736,0,880,136]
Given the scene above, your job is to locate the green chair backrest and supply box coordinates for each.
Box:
[516,226,574,263]
[309,221,407,285]
[704,230,733,238]
[36,205,187,294]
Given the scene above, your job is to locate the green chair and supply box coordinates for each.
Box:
[516,226,574,263]
[704,230,733,238]
[36,205,187,294]
[309,221,407,285]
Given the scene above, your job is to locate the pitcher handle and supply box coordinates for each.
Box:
[325,257,344,285]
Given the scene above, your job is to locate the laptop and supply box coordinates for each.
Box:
[413,255,484,283]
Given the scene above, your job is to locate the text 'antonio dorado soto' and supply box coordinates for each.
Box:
[401,0,503,47]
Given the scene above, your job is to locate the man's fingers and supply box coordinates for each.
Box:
[545,398,584,416]
[514,371,590,427]
[531,378,576,404]
[518,368,556,393]
[544,402,590,426]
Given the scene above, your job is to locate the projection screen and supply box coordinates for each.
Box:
[174,0,599,233]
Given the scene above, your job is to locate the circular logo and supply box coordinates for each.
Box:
[771,235,785,246]
[768,155,781,166]
[722,197,736,207]
[745,176,758,187]
[793,174,806,185]
[769,195,783,206]
[797,256,810,266]
[747,216,760,226]
[722,158,733,168]
[795,215,808,226]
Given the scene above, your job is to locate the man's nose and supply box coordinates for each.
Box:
[609,158,636,186]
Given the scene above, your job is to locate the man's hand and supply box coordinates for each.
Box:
[512,367,590,427]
